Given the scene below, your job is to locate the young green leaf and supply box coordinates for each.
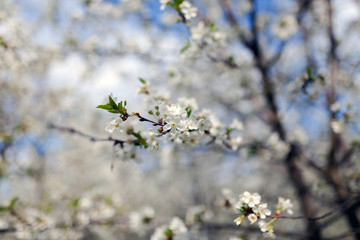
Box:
[109,96,118,109]
[139,78,146,84]
[180,42,191,53]
[169,0,184,9]
[185,107,192,117]
[209,23,217,32]
[131,131,148,148]
[118,101,123,112]
[165,228,173,237]
[96,104,112,110]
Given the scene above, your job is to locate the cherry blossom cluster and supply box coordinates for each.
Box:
[75,195,117,226]
[159,0,197,21]
[129,206,155,235]
[180,21,226,58]
[288,67,326,100]
[221,190,293,239]
[159,0,226,58]
[191,22,226,47]
[233,191,272,226]
[150,217,188,240]
[98,79,244,161]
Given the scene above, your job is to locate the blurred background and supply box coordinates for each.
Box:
[1,0,360,239]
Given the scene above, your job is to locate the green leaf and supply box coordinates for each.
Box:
[118,101,123,112]
[306,66,312,79]
[185,107,192,117]
[96,104,112,110]
[228,56,234,65]
[174,0,184,5]
[240,206,246,212]
[109,96,118,109]
[209,23,216,32]
[226,128,235,135]
[0,205,8,212]
[168,71,175,77]
[143,216,152,223]
[139,78,146,84]
[97,104,120,114]
[0,36,6,47]
[131,131,148,148]
[8,197,18,210]
[165,228,173,237]
[180,41,191,53]
[169,0,184,9]
[109,109,121,114]
[69,198,80,209]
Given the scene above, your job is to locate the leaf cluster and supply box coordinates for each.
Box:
[96,96,128,120]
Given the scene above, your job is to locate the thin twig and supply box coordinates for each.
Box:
[48,123,125,145]
[270,193,360,221]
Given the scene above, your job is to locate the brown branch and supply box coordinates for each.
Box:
[48,124,125,146]
[323,0,360,238]
[218,0,252,49]
[285,143,322,239]
[270,193,360,222]
[220,1,323,238]
[135,113,164,126]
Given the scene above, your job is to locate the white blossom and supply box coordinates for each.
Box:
[247,213,258,224]
[105,117,123,134]
[240,191,261,208]
[277,197,294,215]
[151,217,188,240]
[129,206,155,234]
[253,203,271,219]
[185,205,212,224]
[272,14,298,40]
[331,120,344,134]
[190,21,226,48]
[259,220,276,238]
[166,104,184,117]
[330,102,341,112]
[185,118,199,131]
[180,1,197,20]
[146,128,161,151]
[229,137,243,151]
[233,215,244,226]
[178,97,198,111]
[159,0,170,10]
[163,117,182,135]
[230,119,244,130]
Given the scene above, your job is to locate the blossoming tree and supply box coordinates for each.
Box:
[1,0,360,239]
